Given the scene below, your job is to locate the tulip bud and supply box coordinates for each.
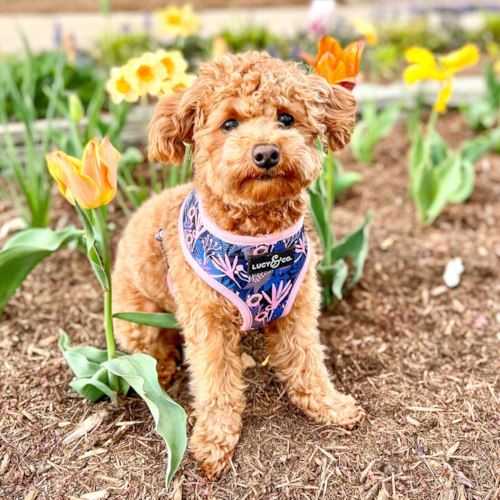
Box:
[46,137,120,209]
[68,93,85,123]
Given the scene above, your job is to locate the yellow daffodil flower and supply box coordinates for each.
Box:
[155,49,189,77]
[352,18,378,46]
[106,67,138,104]
[155,4,201,38]
[404,44,479,113]
[160,72,197,96]
[124,52,167,97]
[495,60,500,74]
[46,137,119,209]
[153,50,195,96]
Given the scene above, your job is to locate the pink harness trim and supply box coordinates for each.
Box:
[167,191,310,331]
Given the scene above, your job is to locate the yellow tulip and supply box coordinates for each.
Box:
[352,18,378,46]
[155,5,201,38]
[46,137,119,209]
[404,44,479,113]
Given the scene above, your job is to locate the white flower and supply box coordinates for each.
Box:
[443,257,464,288]
[307,0,336,35]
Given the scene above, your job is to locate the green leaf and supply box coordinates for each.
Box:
[334,172,362,200]
[0,227,82,316]
[308,189,332,251]
[449,160,475,204]
[330,213,372,286]
[103,353,187,486]
[330,259,349,300]
[461,127,500,164]
[58,330,129,402]
[429,130,448,166]
[74,202,109,290]
[424,153,463,225]
[376,103,401,138]
[113,312,181,329]
[70,368,118,403]
[118,146,144,169]
[319,259,349,301]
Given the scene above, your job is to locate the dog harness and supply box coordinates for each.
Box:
[159,189,310,331]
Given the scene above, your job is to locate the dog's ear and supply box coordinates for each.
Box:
[148,87,196,165]
[308,75,357,153]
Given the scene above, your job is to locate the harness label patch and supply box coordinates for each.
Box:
[248,248,295,275]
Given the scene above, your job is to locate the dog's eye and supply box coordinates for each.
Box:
[221,119,239,132]
[277,113,294,128]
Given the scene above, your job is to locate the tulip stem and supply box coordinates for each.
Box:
[92,207,119,394]
[94,207,112,271]
[104,284,119,393]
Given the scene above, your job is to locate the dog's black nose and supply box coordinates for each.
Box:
[252,144,280,170]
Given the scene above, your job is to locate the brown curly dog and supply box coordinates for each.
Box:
[112,51,364,479]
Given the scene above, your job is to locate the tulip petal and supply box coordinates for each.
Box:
[316,53,345,84]
[47,151,102,209]
[317,36,342,63]
[440,44,479,75]
[46,151,82,203]
[97,137,120,205]
[404,63,441,84]
[405,47,437,68]
[433,79,453,113]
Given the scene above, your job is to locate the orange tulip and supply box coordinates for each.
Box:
[301,36,364,90]
[47,137,119,209]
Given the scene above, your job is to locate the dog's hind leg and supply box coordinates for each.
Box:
[264,263,364,429]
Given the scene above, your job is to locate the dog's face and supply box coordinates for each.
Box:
[149,52,356,206]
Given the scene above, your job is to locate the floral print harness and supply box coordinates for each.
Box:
[163,189,310,331]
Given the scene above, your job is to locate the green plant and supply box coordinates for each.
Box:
[92,31,160,67]
[309,151,370,307]
[350,101,401,164]
[409,113,500,225]
[118,145,193,213]
[0,226,82,319]
[56,203,186,486]
[461,63,500,131]
[1,51,103,121]
[0,48,66,227]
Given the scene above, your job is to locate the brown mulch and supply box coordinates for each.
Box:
[0,0,308,14]
[1,111,500,499]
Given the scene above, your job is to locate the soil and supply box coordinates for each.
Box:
[0,0,308,14]
[1,111,500,499]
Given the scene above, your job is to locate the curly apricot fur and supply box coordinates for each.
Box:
[113,52,362,480]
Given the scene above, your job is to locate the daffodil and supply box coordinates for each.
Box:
[153,50,195,95]
[301,36,364,90]
[404,44,479,113]
[124,52,167,97]
[160,72,197,96]
[495,60,500,74]
[106,66,139,104]
[352,18,378,46]
[46,137,119,209]
[155,4,201,38]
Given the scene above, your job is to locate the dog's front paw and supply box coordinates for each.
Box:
[290,388,364,429]
[314,393,365,429]
[190,418,240,480]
